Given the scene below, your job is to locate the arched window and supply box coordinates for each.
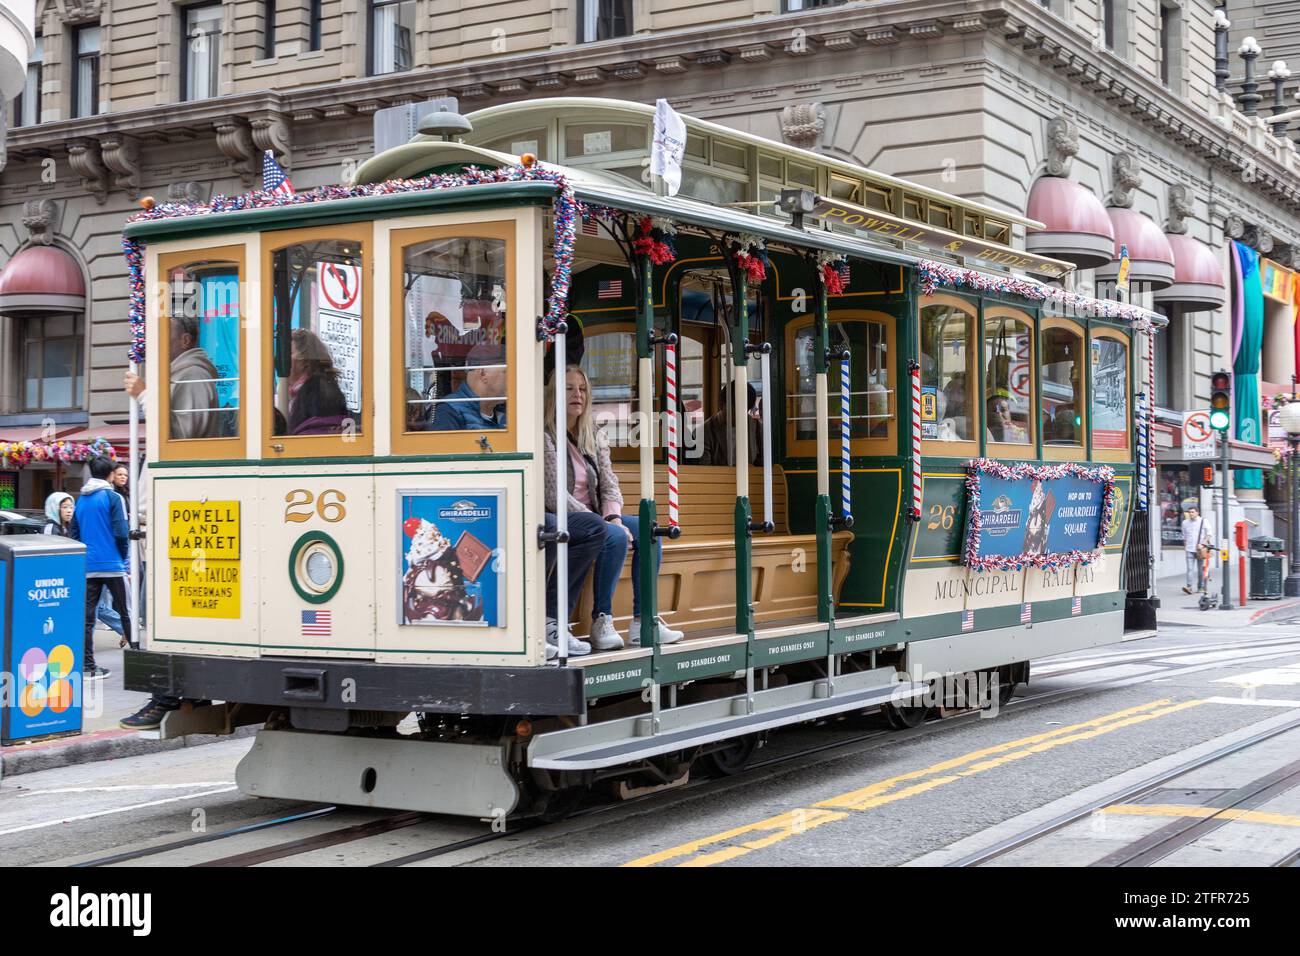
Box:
[919,294,978,456]
[983,307,1035,453]
[1090,328,1131,461]
[1041,318,1086,460]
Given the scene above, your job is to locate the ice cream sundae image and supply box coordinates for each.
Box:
[402,517,484,623]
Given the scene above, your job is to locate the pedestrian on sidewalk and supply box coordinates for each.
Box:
[1182,505,1210,594]
[42,492,74,537]
[73,456,134,681]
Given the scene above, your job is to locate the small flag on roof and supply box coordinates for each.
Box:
[263,150,295,197]
[597,279,623,300]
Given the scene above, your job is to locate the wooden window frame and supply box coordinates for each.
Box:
[982,305,1036,459]
[785,309,897,458]
[1040,316,1088,462]
[389,220,516,456]
[1089,326,1132,463]
[157,244,248,462]
[919,293,979,458]
[579,321,643,463]
[261,222,374,459]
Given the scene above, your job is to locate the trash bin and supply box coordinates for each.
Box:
[1249,535,1285,601]
[0,534,86,745]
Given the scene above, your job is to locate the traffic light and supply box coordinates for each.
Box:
[1209,370,1232,431]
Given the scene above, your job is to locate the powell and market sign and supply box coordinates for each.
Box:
[810,198,1073,280]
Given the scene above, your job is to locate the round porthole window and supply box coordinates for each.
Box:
[289,533,344,604]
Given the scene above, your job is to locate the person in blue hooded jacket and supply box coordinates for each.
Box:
[72,456,132,680]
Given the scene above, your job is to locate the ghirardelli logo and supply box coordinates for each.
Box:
[437,499,492,523]
[981,495,1022,537]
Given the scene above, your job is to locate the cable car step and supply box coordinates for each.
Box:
[529,667,921,771]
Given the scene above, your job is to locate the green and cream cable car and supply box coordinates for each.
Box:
[124,98,1159,818]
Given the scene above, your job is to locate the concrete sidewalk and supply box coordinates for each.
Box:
[0,627,254,779]
[1155,572,1300,628]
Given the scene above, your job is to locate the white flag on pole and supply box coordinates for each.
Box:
[651,98,687,197]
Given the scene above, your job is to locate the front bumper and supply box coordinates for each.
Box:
[124,650,585,717]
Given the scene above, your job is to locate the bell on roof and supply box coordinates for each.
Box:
[418,110,473,141]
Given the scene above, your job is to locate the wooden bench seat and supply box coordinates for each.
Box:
[574,464,852,635]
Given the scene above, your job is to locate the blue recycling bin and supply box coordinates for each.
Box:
[0,535,86,745]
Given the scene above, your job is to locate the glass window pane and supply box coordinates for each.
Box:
[1091,335,1129,449]
[401,236,506,434]
[791,320,891,443]
[1042,326,1084,446]
[920,303,975,441]
[186,6,223,100]
[372,0,415,75]
[983,315,1033,445]
[24,341,39,408]
[564,123,645,158]
[44,314,72,338]
[166,259,241,440]
[41,340,74,408]
[78,26,101,55]
[582,331,637,447]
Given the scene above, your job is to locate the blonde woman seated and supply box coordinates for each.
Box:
[544,365,683,650]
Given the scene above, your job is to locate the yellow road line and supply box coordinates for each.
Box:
[623,698,1209,868]
[1103,803,1300,828]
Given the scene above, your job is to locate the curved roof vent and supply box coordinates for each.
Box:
[418,110,473,141]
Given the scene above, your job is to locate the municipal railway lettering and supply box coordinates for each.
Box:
[934,571,1021,601]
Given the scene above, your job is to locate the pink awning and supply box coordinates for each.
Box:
[1025,177,1115,270]
[0,245,86,313]
[1152,234,1227,312]
[1094,208,1175,289]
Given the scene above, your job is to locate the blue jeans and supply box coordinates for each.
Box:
[544,511,606,621]
[96,588,124,636]
[592,514,661,618]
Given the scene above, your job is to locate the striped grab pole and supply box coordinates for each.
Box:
[665,339,680,528]
[1135,391,1149,511]
[1146,328,1157,499]
[908,360,922,522]
[840,350,852,524]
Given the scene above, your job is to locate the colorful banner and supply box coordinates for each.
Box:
[1232,241,1264,491]
[399,490,504,627]
[1260,258,1295,304]
[963,459,1116,572]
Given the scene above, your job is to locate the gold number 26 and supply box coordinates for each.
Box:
[284,489,347,523]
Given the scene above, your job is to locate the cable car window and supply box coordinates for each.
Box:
[582,328,638,451]
[983,311,1033,447]
[400,235,507,435]
[270,239,364,439]
[1042,322,1085,448]
[1091,331,1130,452]
[919,298,977,446]
[163,259,240,441]
[790,319,891,443]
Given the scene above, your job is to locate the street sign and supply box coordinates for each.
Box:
[1182,409,1217,460]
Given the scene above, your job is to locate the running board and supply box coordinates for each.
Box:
[529,667,918,771]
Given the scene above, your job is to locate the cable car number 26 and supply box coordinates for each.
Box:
[284,489,347,523]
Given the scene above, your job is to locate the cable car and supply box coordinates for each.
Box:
[122,98,1161,818]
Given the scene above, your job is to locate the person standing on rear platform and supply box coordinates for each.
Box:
[73,456,133,680]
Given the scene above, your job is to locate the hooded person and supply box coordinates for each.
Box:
[42,491,75,536]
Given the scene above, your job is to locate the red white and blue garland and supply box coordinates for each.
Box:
[963,457,1117,572]
[123,162,579,361]
[918,259,1155,331]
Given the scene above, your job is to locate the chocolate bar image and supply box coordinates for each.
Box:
[455,530,492,582]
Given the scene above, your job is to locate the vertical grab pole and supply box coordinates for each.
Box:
[554,329,568,664]
[814,280,833,624]
[665,340,680,530]
[761,350,773,528]
[910,361,923,520]
[128,361,141,651]
[637,255,660,663]
[840,350,852,525]
[733,273,754,639]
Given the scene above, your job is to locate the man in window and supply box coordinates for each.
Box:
[124,314,220,440]
[432,342,507,431]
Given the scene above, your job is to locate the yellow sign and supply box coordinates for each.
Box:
[1116,244,1131,295]
[168,500,241,618]
[168,501,240,560]
[170,561,240,618]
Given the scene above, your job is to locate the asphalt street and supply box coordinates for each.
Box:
[4,619,1300,867]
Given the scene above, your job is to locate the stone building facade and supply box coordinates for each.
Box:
[2,0,1298,578]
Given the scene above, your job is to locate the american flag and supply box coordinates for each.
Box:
[961,609,974,632]
[262,150,295,196]
[1020,603,1032,624]
[597,279,623,300]
[1071,596,1082,616]
[837,261,851,284]
[301,609,332,637]
[582,218,601,237]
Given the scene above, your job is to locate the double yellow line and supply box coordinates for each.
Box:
[624,697,1209,867]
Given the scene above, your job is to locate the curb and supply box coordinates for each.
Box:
[1248,599,1300,625]
[0,723,259,778]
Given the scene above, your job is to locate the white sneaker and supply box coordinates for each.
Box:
[589,613,623,651]
[630,615,683,645]
[546,618,591,657]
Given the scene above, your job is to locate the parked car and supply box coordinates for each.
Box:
[0,510,46,535]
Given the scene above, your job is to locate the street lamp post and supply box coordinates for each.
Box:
[1239,36,1264,116]
[1280,398,1300,597]
[1214,8,1231,93]
[1268,61,1292,135]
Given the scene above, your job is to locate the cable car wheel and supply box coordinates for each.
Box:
[883,700,931,730]
[697,734,760,776]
